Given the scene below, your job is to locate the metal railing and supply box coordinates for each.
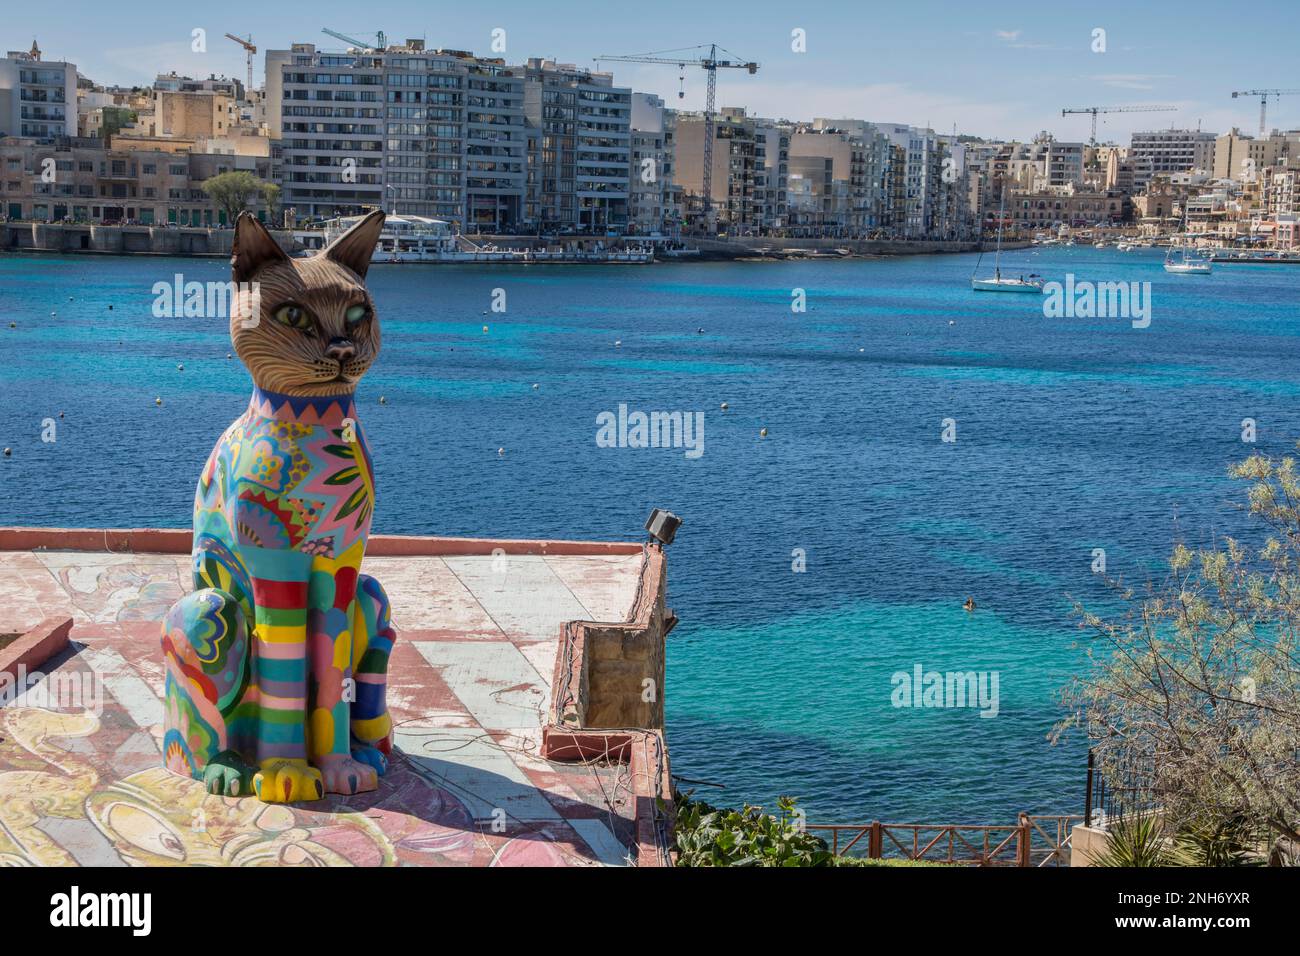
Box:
[1085,748,1161,827]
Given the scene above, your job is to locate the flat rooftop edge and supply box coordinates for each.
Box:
[0,526,645,556]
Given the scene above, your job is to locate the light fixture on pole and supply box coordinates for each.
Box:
[644,508,682,547]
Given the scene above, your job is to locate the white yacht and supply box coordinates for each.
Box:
[1164,250,1213,274]
[972,188,1044,293]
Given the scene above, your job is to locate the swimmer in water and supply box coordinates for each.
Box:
[963,596,976,612]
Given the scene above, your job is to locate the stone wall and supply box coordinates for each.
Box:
[0,223,295,256]
[550,545,668,731]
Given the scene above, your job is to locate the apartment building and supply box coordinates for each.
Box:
[268,40,528,229]
[1265,165,1299,219]
[0,42,77,141]
[461,59,527,231]
[1008,187,1125,228]
[806,118,892,233]
[874,123,949,238]
[751,116,788,233]
[519,58,631,234]
[673,107,759,233]
[1213,128,1287,182]
[629,93,677,235]
[788,122,887,235]
[1129,129,1216,191]
[934,137,971,238]
[1045,139,1085,188]
[0,135,273,224]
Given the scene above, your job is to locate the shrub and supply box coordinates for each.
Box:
[672,792,833,867]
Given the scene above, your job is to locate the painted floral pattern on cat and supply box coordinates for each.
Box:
[161,211,395,804]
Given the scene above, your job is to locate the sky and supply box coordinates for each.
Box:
[12,0,1300,143]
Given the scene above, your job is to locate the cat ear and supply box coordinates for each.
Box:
[322,209,386,279]
[232,212,289,284]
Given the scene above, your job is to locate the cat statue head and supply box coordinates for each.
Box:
[229,210,386,397]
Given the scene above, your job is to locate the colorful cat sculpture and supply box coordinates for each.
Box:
[161,210,395,803]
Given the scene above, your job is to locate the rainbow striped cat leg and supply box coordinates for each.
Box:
[160,587,256,796]
[306,554,379,795]
[349,572,397,775]
[243,546,324,803]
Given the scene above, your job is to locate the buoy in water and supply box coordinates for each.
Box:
[720,402,729,410]
[177,363,184,371]
[759,427,768,438]
[154,397,163,406]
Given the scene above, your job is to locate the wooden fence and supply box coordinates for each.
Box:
[807,814,1084,866]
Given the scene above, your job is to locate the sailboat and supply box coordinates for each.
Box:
[971,187,1044,293]
[1164,209,1212,274]
[1164,248,1212,274]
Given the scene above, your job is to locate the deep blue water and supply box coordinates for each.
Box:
[4,246,1300,824]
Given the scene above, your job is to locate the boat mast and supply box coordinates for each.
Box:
[993,185,1006,279]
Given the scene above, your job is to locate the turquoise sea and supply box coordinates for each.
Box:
[4,244,1300,823]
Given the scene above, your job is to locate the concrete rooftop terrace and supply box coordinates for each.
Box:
[0,528,673,867]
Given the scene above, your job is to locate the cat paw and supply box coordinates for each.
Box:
[203,751,255,797]
[350,743,389,777]
[314,754,379,796]
[253,758,324,803]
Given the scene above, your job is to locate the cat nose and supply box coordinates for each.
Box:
[326,338,356,362]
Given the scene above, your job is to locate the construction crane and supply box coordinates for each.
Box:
[223,34,255,102]
[321,27,388,51]
[1061,105,1177,144]
[1230,89,1300,137]
[595,44,758,229]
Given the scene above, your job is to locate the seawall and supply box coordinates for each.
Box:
[0,222,295,257]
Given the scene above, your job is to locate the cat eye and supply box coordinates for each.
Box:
[273,303,315,333]
[345,304,371,328]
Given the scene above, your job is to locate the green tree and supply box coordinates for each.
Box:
[261,183,281,226]
[202,170,266,225]
[1060,449,1300,861]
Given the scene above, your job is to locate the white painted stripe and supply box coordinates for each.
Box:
[569,818,634,867]
[411,640,550,731]
[81,646,165,728]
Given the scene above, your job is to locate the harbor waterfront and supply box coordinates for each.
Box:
[5,244,1299,824]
